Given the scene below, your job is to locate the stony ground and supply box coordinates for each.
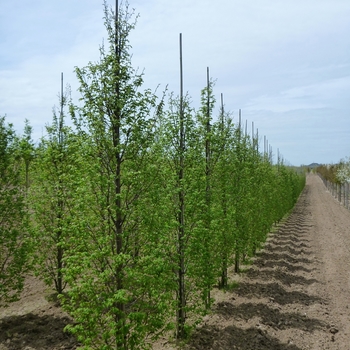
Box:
[1,173,350,349]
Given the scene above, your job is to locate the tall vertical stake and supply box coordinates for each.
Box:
[204,66,212,308]
[239,109,242,131]
[220,93,224,124]
[55,71,65,295]
[206,66,211,170]
[177,32,186,340]
[59,72,64,145]
[115,0,119,60]
[113,0,125,347]
[206,67,210,117]
[179,34,183,117]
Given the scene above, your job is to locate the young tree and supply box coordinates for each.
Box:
[62,2,171,348]
[29,79,75,294]
[337,157,350,183]
[211,111,236,289]
[0,116,30,306]
[193,70,217,309]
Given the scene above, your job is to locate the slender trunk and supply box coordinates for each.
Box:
[219,94,228,289]
[56,156,64,293]
[56,217,64,294]
[234,242,240,274]
[113,1,126,347]
[177,33,186,339]
[234,111,242,274]
[55,188,64,294]
[56,72,65,295]
[220,255,228,289]
[204,67,211,308]
[114,143,125,348]
[219,199,228,288]
[177,202,186,338]
[25,160,29,196]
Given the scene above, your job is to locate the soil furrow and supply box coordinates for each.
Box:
[2,173,350,349]
[186,174,350,350]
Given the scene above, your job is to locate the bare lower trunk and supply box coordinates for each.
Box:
[220,256,228,289]
[177,224,186,338]
[56,241,64,294]
[234,246,240,274]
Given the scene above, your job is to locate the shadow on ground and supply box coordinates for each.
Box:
[216,301,326,332]
[233,281,323,306]
[255,259,316,274]
[245,269,318,287]
[255,251,314,266]
[186,324,302,350]
[0,313,79,350]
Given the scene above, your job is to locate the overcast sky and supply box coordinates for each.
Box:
[1,0,349,166]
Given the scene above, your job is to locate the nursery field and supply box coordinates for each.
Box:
[1,173,350,350]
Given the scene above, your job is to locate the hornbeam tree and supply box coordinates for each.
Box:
[62,1,170,349]
[0,116,30,306]
[158,91,204,338]
[29,78,75,295]
[194,70,216,309]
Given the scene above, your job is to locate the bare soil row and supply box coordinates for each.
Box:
[1,174,350,349]
[183,174,350,350]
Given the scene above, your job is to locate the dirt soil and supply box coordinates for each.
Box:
[1,174,350,349]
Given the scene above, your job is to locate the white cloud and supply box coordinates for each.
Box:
[1,0,350,164]
[245,74,350,113]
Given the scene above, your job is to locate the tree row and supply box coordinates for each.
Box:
[0,2,305,349]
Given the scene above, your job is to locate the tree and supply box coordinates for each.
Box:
[62,2,171,348]
[193,70,216,309]
[158,92,198,338]
[337,158,350,183]
[0,116,30,306]
[29,80,76,294]
[211,110,236,289]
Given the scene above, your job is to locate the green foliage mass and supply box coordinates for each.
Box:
[316,163,342,184]
[1,1,305,349]
[0,116,31,306]
[29,110,80,294]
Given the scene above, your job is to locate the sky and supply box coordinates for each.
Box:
[1,0,350,166]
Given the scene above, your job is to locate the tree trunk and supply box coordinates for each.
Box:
[176,32,186,339]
